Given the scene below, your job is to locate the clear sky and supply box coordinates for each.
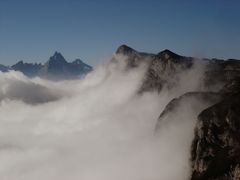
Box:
[0,0,240,65]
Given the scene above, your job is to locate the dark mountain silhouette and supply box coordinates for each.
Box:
[0,52,92,80]
[0,64,9,72]
[11,61,42,77]
[40,52,92,80]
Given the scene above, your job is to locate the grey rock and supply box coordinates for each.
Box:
[191,81,240,180]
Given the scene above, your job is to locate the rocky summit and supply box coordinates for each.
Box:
[115,45,240,180]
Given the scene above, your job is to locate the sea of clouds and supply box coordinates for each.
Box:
[0,55,214,180]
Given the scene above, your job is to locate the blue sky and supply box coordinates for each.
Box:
[0,0,240,65]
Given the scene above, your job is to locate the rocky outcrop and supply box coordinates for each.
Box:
[114,45,197,92]
[114,45,240,180]
[154,81,240,180]
[114,44,154,68]
[115,45,240,94]
[140,49,194,92]
[191,81,240,180]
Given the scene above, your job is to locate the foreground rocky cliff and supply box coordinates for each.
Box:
[115,45,240,180]
[191,81,240,180]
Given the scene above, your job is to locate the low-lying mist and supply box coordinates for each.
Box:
[0,56,213,180]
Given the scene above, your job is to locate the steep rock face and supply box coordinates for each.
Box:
[114,45,240,180]
[155,92,221,132]
[115,45,240,94]
[191,83,240,180]
[154,92,222,180]
[140,50,194,92]
[203,59,240,90]
[115,45,197,92]
[114,44,154,68]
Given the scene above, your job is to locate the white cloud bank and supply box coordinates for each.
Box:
[0,56,212,180]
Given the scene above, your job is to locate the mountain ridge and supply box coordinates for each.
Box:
[0,52,92,80]
[114,44,240,180]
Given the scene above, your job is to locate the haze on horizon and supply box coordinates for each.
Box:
[0,0,240,65]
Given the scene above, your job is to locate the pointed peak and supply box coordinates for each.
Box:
[52,51,64,58]
[12,60,24,67]
[157,49,181,59]
[54,51,63,55]
[72,58,84,65]
[161,49,175,54]
[115,44,137,55]
[48,51,67,64]
[16,60,24,64]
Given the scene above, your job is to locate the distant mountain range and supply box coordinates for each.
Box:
[0,52,92,80]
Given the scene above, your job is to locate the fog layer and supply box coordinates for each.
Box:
[0,57,210,180]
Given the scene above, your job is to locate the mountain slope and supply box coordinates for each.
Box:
[191,80,240,180]
[115,45,240,93]
[115,44,240,180]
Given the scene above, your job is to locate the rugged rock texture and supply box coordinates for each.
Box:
[114,45,196,92]
[114,45,154,68]
[115,45,240,180]
[191,81,240,180]
[140,49,194,92]
[203,59,240,90]
[115,45,240,93]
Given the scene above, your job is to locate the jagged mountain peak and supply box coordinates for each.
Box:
[14,60,24,65]
[47,51,67,64]
[157,49,181,59]
[0,51,92,79]
[53,51,63,57]
[115,44,137,55]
